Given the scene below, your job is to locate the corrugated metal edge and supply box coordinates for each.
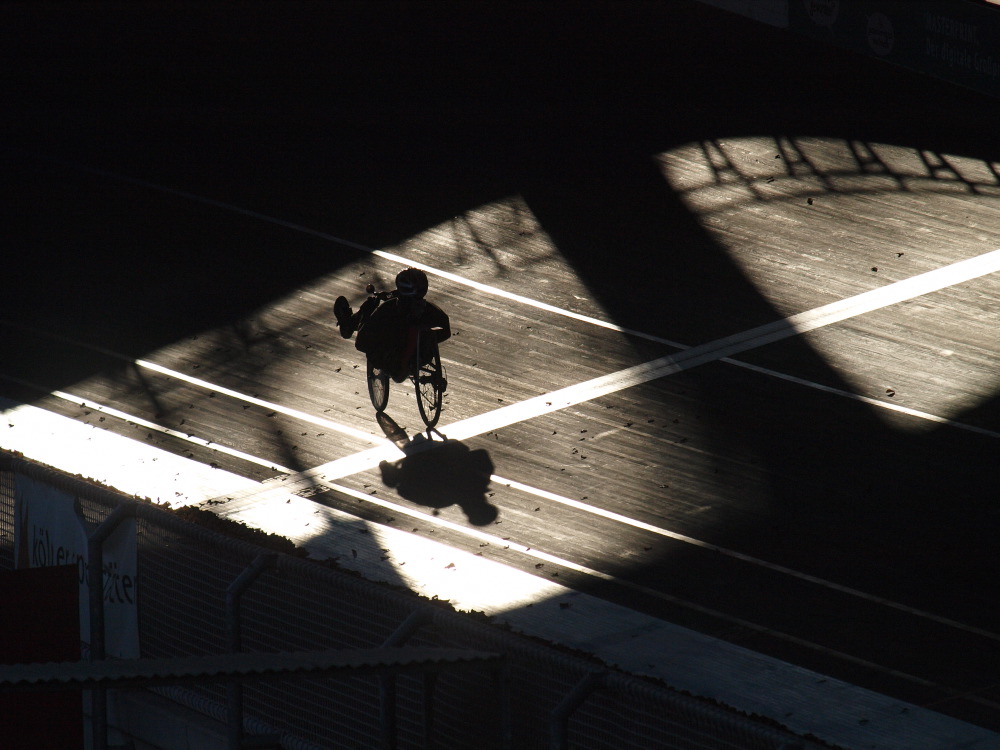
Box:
[0,647,500,690]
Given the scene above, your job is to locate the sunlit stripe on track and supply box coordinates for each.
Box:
[311,444,403,483]
[786,248,1000,332]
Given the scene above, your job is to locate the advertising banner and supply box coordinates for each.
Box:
[790,0,1000,96]
[695,0,790,27]
[13,475,139,659]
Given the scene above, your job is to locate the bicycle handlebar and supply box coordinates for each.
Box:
[365,283,397,301]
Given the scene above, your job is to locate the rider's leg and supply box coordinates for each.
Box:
[372,347,407,383]
[335,296,379,339]
[390,352,410,383]
[393,326,420,382]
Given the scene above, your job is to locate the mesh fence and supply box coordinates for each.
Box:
[0,466,13,571]
[0,452,824,750]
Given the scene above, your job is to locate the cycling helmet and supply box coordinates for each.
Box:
[395,267,429,299]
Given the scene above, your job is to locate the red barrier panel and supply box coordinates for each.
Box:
[0,565,84,750]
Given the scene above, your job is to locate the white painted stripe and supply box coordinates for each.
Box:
[438,248,1000,441]
[724,358,1000,439]
[4,161,997,442]
[296,478,1000,695]
[785,249,1000,333]
[494,475,1000,643]
[368,250,686,347]
[313,444,404,482]
[135,359,386,447]
[29,156,687,347]
[19,380,1000,651]
[49,391,295,473]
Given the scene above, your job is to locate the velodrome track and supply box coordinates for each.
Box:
[3,0,1000,739]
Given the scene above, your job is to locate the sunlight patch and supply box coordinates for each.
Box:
[367,522,562,613]
[0,401,254,506]
[658,136,1000,218]
[657,135,1000,432]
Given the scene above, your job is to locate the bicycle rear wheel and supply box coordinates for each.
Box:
[367,359,390,412]
[414,340,445,428]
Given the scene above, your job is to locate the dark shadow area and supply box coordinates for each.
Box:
[375,412,498,527]
[0,566,83,749]
[2,1,999,381]
[3,0,1000,733]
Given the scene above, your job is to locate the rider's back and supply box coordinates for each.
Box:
[355,298,404,357]
[356,297,450,369]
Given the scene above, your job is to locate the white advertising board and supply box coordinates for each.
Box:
[13,475,139,659]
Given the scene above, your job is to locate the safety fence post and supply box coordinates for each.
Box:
[225,553,277,750]
[379,610,433,750]
[496,657,513,750]
[550,671,606,750]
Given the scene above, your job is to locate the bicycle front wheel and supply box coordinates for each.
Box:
[367,359,390,412]
[414,341,445,428]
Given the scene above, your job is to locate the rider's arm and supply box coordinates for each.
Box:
[426,305,451,343]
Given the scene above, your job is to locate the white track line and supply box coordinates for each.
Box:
[29,382,1000,654]
[134,359,387,447]
[8,247,1000,485]
[725,359,1000,439]
[494,475,1000,643]
[4,157,997,438]
[431,248,1000,443]
[306,479,1000,696]
[49,390,296,474]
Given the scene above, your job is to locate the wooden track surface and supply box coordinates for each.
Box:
[2,0,1000,733]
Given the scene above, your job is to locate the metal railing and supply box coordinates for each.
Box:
[0,449,825,750]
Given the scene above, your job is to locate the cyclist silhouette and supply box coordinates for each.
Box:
[334,268,451,383]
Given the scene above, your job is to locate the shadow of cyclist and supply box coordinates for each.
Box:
[376,412,498,526]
